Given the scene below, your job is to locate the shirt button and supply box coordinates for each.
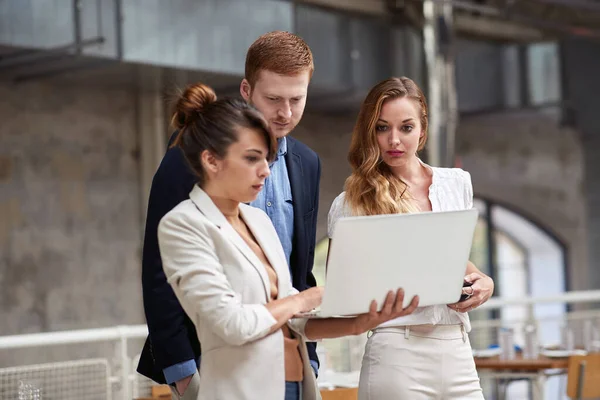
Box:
[267,201,272,207]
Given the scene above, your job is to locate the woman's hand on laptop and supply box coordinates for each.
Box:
[296,286,324,312]
[351,289,419,335]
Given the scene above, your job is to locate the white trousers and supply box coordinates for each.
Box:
[358,324,484,400]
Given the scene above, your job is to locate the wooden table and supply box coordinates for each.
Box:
[475,354,569,400]
[135,384,172,399]
[475,354,569,371]
[320,387,358,400]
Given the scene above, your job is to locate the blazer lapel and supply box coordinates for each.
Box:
[189,186,271,301]
[285,138,304,208]
[285,138,306,282]
[242,207,290,299]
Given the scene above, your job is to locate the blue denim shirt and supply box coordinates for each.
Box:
[250,137,294,269]
[250,137,318,376]
[164,138,317,383]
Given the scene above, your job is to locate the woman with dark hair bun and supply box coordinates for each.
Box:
[158,83,419,400]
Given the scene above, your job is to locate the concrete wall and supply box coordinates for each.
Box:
[458,109,587,291]
[0,79,587,340]
[0,80,145,337]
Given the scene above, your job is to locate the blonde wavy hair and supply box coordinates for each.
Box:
[345,77,429,216]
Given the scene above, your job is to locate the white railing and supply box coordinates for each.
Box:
[2,291,600,400]
[471,290,600,348]
[0,325,149,400]
[0,325,148,350]
[470,291,600,400]
[480,290,600,309]
[0,359,112,400]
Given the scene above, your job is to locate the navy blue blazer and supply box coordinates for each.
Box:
[137,131,321,383]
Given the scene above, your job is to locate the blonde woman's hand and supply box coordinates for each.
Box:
[352,289,419,335]
[447,272,494,313]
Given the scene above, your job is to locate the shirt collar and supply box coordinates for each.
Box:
[277,136,288,158]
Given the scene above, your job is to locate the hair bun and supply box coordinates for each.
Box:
[172,83,217,129]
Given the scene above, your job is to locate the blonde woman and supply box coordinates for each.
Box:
[327,77,494,399]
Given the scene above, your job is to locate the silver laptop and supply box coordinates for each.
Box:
[300,208,479,318]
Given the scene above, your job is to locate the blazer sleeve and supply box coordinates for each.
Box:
[158,211,278,347]
[141,146,198,370]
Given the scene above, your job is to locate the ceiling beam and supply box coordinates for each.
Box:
[455,13,546,42]
[532,0,600,13]
[292,0,388,16]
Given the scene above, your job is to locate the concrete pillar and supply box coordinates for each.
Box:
[135,67,167,225]
[423,0,457,168]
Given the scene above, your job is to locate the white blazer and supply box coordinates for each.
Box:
[158,185,321,400]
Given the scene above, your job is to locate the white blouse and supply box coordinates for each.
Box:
[327,163,474,331]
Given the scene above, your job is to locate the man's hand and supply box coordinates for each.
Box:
[175,374,193,396]
[448,272,494,313]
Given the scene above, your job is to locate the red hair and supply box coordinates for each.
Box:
[245,31,314,86]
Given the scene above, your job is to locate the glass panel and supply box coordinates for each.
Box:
[495,230,528,347]
[468,216,492,348]
[491,205,566,346]
[455,39,504,112]
[527,42,561,105]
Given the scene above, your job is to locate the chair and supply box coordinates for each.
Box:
[567,354,600,399]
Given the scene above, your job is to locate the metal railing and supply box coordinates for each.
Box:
[2,291,600,400]
[0,325,149,400]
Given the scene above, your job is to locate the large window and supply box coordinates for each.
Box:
[456,40,562,114]
[470,198,567,345]
[312,197,567,383]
